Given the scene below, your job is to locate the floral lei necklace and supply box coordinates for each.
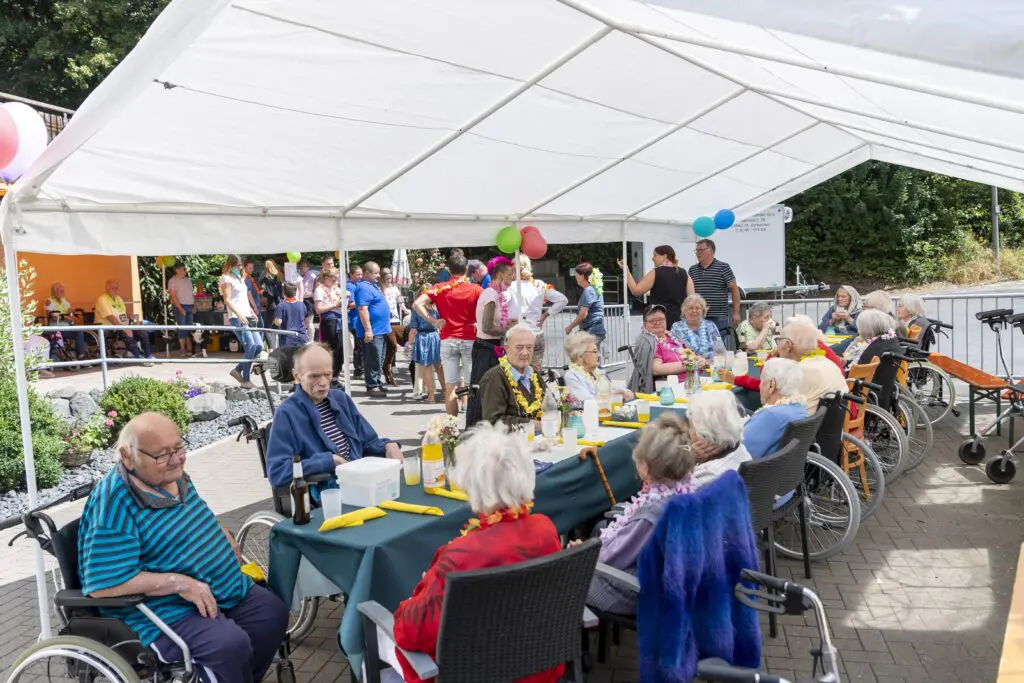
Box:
[460,503,533,536]
[499,355,543,418]
[600,479,694,540]
[491,280,510,329]
[427,276,470,297]
[754,395,803,415]
[799,348,826,361]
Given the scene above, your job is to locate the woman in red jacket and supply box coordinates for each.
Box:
[388,422,563,683]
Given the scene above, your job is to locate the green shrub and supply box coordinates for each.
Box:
[99,375,190,440]
[0,376,65,492]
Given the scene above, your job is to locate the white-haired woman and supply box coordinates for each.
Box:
[687,391,751,488]
[897,294,930,342]
[669,293,723,363]
[563,332,634,403]
[843,308,901,368]
[743,358,809,460]
[862,289,908,338]
[587,413,695,615]
[736,301,777,352]
[776,316,847,413]
[390,422,563,682]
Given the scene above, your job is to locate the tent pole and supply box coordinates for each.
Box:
[338,220,351,395]
[514,249,523,323]
[993,187,1001,266]
[1,202,53,639]
[162,263,169,359]
[621,223,629,352]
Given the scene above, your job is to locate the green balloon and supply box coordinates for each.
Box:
[287,252,301,264]
[159,256,176,268]
[496,226,522,254]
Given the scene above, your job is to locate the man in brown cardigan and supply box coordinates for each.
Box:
[478,324,548,428]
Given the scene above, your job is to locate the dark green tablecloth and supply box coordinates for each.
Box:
[267,431,641,675]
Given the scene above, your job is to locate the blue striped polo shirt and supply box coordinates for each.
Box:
[78,465,252,645]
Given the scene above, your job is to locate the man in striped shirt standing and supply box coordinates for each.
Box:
[78,412,289,683]
[688,238,742,333]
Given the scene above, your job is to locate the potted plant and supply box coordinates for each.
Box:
[60,410,118,467]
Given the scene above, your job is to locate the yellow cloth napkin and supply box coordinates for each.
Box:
[240,562,266,583]
[425,487,470,502]
[600,420,645,429]
[824,335,852,344]
[577,439,606,447]
[319,507,387,532]
[702,382,733,391]
[379,500,444,516]
[636,392,687,404]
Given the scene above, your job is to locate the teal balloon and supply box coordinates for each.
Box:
[496,225,522,254]
[714,209,736,229]
[693,216,716,238]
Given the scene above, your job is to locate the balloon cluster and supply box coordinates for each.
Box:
[496,225,547,259]
[156,256,177,268]
[692,209,736,238]
[0,103,49,183]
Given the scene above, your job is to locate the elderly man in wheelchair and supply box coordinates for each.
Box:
[13,412,292,683]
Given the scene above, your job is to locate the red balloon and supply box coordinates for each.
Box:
[520,225,540,236]
[0,107,18,170]
[521,230,547,259]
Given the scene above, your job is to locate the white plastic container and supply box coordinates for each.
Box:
[334,458,402,508]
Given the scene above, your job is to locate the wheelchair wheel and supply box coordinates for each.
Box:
[905,362,956,425]
[840,433,885,522]
[775,453,861,562]
[959,439,986,465]
[236,511,320,642]
[896,395,934,472]
[987,457,1017,484]
[7,634,141,682]
[863,405,907,480]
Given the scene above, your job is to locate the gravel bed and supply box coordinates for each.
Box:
[0,396,274,524]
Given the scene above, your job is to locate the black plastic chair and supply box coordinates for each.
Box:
[359,539,601,683]
[775,407,827,579]
[738,437,806,639]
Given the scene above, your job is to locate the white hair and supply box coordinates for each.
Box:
[856,308,894,339]
[564,332,597,362]
[748,302,772,320]
[687,391,743,449]
[450,421,536,514]
[516,253,533,278]
[115,419,141,466]
[505,323,536,345]
[760,358,803,398]
[862,290,893,313]
[682,293,708,317]
[898,294,926,318]
[782,316,821,355]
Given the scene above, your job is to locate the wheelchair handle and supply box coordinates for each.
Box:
[740,568,792,594]
[927,318,953,331]
[696,660,786,683]
[616,345,631,353]
[843,392,866,405]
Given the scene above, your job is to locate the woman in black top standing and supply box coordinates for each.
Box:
[619,245,695,328]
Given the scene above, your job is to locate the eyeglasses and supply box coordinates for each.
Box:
[139,439,189,465]
[694,247,710,254]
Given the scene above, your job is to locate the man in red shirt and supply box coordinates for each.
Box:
[413,254,481,416]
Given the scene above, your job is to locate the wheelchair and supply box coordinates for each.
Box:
[903,318,959,425]
[7,484,296,683]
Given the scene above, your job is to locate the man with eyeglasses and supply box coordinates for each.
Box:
[78,412,289,683]
[266,344,402,491]
[477,323,548,428]
[688,239,741,333]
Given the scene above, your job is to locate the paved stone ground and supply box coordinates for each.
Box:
[2,374,1023,682]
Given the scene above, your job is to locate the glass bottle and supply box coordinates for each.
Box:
[290,456,310,525]
[541,386,561,439]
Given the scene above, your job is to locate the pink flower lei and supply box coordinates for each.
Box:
[488,256,514,329]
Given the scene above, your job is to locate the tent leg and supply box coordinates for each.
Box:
[514,249,523,323]
[338,220,351,396]
[621,224,629,353]
[2,206,53,640]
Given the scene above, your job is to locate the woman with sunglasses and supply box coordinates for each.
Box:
[618,245,694,329]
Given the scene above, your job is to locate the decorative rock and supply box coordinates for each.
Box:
[47,397,72,419]
[209,382,230,395]
[47,386,76,400]
[225,387,250,402]
[186,393,227,421]
[90,388,104,404]
[247,388,267,401]
[70,392,100,419]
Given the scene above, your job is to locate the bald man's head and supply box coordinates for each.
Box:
[294,344,334,402]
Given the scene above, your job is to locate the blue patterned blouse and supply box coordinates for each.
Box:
[669,320,723,360]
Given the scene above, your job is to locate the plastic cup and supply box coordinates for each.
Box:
[561,427,578,449]
[321,488,343,520]
[637,401,651,423]
[667,374,679,385]
[403,455,421,486]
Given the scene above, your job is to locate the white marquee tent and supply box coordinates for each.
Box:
[7,0,1024,638]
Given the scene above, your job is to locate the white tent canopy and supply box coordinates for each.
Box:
[6,0,1024,255]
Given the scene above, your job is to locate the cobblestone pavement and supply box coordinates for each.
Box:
[2,398,1023,683]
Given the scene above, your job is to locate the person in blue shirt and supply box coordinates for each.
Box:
[266,344,402,490]
[468,259,490,288]
[272,281,308,347]
[355,261,393,397]
[434,247,463,283]
[78,412,289,683]
[565,261,607,350]
[346,264,363,376]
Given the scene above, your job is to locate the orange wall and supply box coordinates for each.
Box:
[19,253,141,318]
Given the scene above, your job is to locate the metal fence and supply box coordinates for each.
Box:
[536,304,632,370]
[745,292,1024,378]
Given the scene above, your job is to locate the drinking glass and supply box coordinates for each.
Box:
[403,455,421,486]
[321,488,343,520]
[561,427,578,449]
[637,401,651,423]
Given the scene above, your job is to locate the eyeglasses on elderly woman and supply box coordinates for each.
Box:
[138,438,190,465]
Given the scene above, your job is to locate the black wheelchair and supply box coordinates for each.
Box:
[6,483,295,683]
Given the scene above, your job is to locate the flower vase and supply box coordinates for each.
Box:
[569,414,586,439]
[684,368,702,395]
[443,444,463,494]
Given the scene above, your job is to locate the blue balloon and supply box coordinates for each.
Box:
[693,216,716,237]
[714,209,736,229]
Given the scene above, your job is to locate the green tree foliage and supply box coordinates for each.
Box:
[0,0,170,108]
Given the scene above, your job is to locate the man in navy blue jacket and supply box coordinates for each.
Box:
[266,344,402,489]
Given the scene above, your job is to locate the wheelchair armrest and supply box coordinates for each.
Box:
[57,589,146,609]
[594,562,640,594]
[307,473,332,484]
[358,600,439,680]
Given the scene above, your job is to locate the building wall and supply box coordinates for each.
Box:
[18,253,141,318]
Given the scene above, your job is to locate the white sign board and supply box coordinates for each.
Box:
[703,205,786,289]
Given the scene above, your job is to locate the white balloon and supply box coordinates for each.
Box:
[0,102,48,182]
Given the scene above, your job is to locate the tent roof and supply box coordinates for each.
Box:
[6,0,1024,255]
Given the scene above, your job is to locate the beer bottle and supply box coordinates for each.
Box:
[290,455,311,525]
